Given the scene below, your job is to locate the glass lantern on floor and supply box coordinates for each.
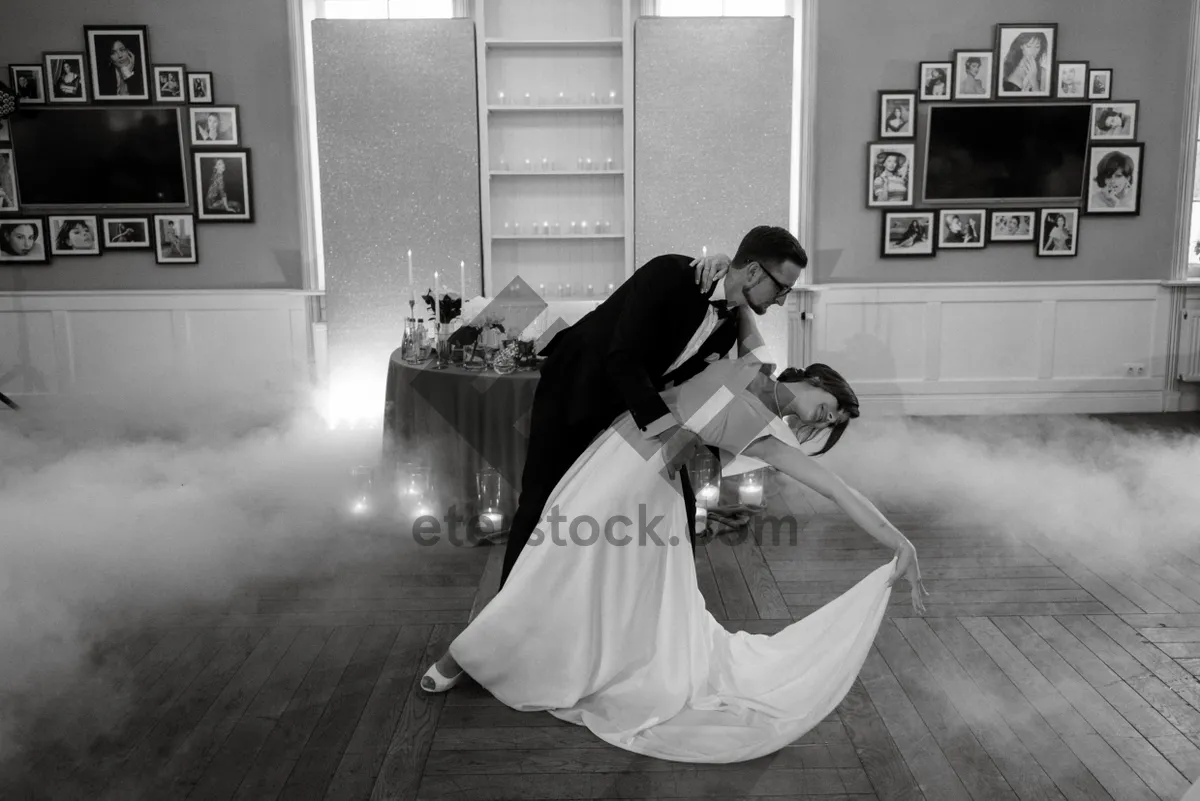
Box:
[348,465,374,517]
[688,450,720,535]
[737,468,767,510]
[398,462,432,517]
[475,467,504,540]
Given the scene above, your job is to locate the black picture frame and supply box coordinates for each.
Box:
[1088,68,1113,99]
[152,64,187,103]
[193,148,253,223]
[43,52,89,103]
[1036,208,1081,256]
[102,217,152,249]
[9,64,46,105]
[1083,142,1144,216]
[994,23,1058,99]
[188,104,240,147]
[187,71,214,104]
[0,146,20,214]
[0,217,50,264]
[877,90,916,140]
[952,50,994,100]
[936,209,987,249]
[880,211,937,258]
[918,61,952,101]
[986,209,1037,243]
[48,215,102,256]
[1054,60,1089,99]
[1089,100,1139,143]
[84,25,151,102]
[867,142,915,208]
[153,214,198,264]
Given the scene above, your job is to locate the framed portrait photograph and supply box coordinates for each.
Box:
[881,211,937,258]
[953,51,993,100]
[995,24,1057,98]
[1088,69,1112,99]
[1085,143,1143,215]
[987,210,1036,243]
[919,62,952,100]
[1055,61,1088,99]
[10,65,46,105]
[868,143,914,208]
[1090,101,1138,141]
[153,65,186,103]
[153,214,197,264]
[189,105,239,146]
[43,53,89,103]
[878,91,916,139]
[194,150,253,223]
[188,72,214,104]
[48,215,101,256]
[0,147,18,213]
[0,218,48,263]
[937,209,986,249]
[102,217,151,249]
[85,26,151,101]
[1037,209,1080,257]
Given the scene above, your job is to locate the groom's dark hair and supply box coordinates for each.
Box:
[732,226,807,271]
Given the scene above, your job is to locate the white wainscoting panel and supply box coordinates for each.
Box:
[800,281,1172,415]
[0,291,315,401]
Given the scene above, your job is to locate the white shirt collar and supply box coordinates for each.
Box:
[710,276,727,304]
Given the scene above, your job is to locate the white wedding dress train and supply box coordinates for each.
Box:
[448,356,895,763]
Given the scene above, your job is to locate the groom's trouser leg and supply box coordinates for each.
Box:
[500,387,597,588]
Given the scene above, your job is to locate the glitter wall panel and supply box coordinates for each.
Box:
[313,19,481,385]
[634,18,793,270]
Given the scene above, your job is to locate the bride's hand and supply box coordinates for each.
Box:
[891,540,929,614]
[691,253,731,292]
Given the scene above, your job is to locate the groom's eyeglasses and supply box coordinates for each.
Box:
[757,264,792,300]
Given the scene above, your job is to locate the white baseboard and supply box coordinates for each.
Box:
[861,391,1169,417]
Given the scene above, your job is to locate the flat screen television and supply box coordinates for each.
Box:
[8,106,189,209]
[923,104,1091,204]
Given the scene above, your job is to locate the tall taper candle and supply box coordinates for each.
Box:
[434,271,441,324]
[702,245,707,258]
[408,249,415,307]
[460,260,466,299]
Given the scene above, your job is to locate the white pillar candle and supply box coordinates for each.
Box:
[694,506,708,534]
[482,511,503,533]
[697,484,719,507]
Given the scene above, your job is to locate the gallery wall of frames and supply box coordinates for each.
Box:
[0,24,255,267]
[869,22,1143,261]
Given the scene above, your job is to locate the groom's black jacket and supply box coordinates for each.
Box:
[539,254,738,433]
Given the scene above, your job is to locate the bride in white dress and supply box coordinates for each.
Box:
[421,353,928,764]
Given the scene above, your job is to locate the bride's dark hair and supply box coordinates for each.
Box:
[776,363,859,455]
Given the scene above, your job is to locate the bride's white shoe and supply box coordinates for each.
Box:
[420,662,463,693]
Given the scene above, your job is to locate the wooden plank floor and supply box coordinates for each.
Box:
[6,457,1200,798]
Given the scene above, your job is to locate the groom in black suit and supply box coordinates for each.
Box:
[499,226,807,587]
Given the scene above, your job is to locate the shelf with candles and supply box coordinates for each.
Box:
[490,170,623,176]
[492,233,623,240]
[487,104,622,113]
[485,38,622,48]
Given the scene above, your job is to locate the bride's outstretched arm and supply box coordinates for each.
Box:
[741,436,906,552]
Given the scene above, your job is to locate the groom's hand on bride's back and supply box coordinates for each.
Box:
[657,425,705,479]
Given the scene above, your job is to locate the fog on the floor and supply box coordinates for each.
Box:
[819,413,1199,564]
[0,380,398,761]
[1,377,1197,762]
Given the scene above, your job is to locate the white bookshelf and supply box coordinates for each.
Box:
[474,0,635,298]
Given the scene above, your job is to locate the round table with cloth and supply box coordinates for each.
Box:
[382,349,540,534]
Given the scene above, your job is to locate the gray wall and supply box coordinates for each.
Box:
[0,0,301,291]
[313,19,481,380]
[814,0,1192,283]
[634,17,793,268]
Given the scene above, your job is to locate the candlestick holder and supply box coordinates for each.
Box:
[432,324,450,369]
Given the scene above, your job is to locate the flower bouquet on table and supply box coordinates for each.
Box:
[421,290,463,328]
[447,312,506,369]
